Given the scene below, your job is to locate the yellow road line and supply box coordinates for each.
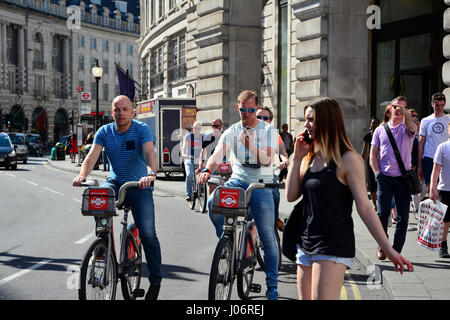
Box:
[345,271,361,300]
[340,285,348,300]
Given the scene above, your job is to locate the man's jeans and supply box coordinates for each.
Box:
[207,178,279,289]
[101,179,162,285]
[376,173,411,253]
[185,161,195,197]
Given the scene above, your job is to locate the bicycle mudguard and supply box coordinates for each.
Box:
[211,186,247,217]
[81,187,117,217]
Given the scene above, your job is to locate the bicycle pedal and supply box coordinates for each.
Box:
[133,288,145,298]
[249,284,261,293]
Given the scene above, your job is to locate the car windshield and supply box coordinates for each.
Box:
[26,135,40,143]
[9,135,24,144]
[0,136,12,147]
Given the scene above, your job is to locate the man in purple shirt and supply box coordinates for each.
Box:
[370,96,416,259]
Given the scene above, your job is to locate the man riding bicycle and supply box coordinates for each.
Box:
[72,95,162,300]
[198,90,280,300]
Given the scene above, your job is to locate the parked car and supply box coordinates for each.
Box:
[26,134,44,157]
[0,132,17,170]
[8,132,28,164]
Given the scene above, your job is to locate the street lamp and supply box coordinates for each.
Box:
[91,58,103,132]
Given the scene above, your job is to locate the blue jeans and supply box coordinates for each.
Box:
[185,161,195,197]
[101,179,162,285]
[207,178,279,289]
[376,173,411,253]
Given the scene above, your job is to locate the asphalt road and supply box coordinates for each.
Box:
[0,157,389,300]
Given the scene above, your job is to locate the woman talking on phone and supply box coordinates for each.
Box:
[285,97,414,300]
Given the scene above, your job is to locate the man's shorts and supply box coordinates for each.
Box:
[439,190,450,223]
[295,245,353,269]
[422,156,434,185]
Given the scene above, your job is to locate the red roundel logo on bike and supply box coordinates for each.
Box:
[219,163,230,173]
[89,189,108,210]
[219,189,239,208]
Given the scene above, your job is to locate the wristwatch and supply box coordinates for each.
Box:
[201,168,212,175]
[147,170,156,177]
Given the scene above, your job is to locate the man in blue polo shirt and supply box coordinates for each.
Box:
[73,95,162,300]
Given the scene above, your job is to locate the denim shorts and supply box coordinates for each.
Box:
[295,245,353,269]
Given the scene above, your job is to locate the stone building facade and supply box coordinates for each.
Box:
[139,0,450,152]
[0,0,140,145]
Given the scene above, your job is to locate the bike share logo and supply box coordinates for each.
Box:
[219,189,239,208]
[432,122,445,134]
[89,189,108,210]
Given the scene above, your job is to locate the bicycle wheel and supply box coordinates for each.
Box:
[189,174,197,210]
[208,236,234,300]
[79,238,117,300]
[237,233,256,300]
[198,182,207,213]
[120,233,143,300]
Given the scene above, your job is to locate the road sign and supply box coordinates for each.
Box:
[81,92,91,102]
[77,86,83,93]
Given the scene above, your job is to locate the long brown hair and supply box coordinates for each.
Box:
[302,97,354,172]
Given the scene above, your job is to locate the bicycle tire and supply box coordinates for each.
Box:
[237,233,256,300]
[79,238,117,300]
[198,182,207,213]
[208,236,234,300]
[120,232,143,300]
[189,174,196,210]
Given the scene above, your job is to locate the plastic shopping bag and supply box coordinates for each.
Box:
[417,199,448,251]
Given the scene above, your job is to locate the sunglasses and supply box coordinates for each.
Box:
[212,124,222,128]
[257,115,270,121]
[239,107,256,113]
[435,95,446,101]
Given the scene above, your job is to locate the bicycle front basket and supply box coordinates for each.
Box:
[211,186,247,217]
[81,187,117,217]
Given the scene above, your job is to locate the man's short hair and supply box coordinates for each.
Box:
[237,90,258,105]
[259,106,274,121]
[432,92,446,104]
[392,96,407,104]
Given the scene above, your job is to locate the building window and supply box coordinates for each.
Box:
[127,63,133,77]
[79,56,84,70]
[151,0,155,24]
[277,0,288,128]
[168,34,186,83]
[103,84,109,101]
[91,82,97,99]
[79,35,84,48]
[91,38,96,49]
[104,40,109,52]
[79,80,84,91]
[115,42,121,54]
[103,59,109,74]
[159,0,164,17]
[128,44,133,55]
[115,84,120,96]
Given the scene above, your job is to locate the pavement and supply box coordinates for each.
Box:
[47,155,450,300]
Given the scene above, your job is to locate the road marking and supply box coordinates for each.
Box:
[75,233,94,244]
[0,259,52,287]
[340,285,348,300]
[5,173,16,178]
[346,272,361,300]
[42,187,66,197]
[72,198,82,203]
[21,178,38,186]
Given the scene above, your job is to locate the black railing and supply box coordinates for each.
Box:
[168,63,187,83]
[150,72,164,89]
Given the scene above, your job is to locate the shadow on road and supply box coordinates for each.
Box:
[141,263,208,282]
[0,251,80,273]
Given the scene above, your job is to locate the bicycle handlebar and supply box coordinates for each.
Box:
[116,181,140,208]
[80,179,99,187]
[244,180,281,207]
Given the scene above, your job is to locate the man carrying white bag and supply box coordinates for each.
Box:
[424,120,450,257]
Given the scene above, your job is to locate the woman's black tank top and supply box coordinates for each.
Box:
[299,156,355,258]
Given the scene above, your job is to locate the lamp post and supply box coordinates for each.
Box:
[91,59,103,132]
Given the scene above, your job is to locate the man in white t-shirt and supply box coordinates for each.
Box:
[198,90,280,300]
[430,121,450,258]
[418,92,450,187]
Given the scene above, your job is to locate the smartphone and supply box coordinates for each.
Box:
[302,129,313,144]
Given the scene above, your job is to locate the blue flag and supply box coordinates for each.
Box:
[115,64,135,101]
